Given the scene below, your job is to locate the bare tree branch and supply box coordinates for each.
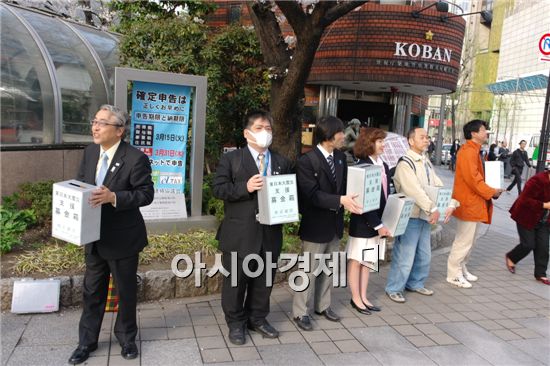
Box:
[324,1,366,26]
[275,1,307,37]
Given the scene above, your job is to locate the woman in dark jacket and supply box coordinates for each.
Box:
[346,127,391,314]
[505,170,550,285]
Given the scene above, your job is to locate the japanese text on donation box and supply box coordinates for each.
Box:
[131,81,191,220]
[257,175,299,225]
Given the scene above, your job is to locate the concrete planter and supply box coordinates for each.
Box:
[0,225,446,312]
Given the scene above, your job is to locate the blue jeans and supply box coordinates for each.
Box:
[385,218,432,294]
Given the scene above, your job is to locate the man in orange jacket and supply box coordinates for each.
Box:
[447,120,504,288]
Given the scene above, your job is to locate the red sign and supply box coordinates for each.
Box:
[429,118,452,127]
[539,33,550,62]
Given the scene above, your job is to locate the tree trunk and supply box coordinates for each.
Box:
[247,0,366,163]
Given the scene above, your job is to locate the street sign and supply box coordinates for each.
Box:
[539,33,550,62]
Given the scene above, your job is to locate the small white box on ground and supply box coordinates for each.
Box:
[419,186,453,222]
[11,279,60,313]
[346,164,382,213]
[257,174,299,225]
[382,194,415,237]
[52,179,101,245]
[484,161,504,189]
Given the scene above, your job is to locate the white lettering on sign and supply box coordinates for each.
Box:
[394,42,452,63]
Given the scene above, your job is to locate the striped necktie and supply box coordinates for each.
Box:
[258,153,265,176]
[327,155,336,182]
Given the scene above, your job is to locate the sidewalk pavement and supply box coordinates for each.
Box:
[2,167,549,366]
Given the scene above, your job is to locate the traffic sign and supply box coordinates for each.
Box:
[539,33,550,62]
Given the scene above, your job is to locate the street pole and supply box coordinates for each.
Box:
[536,69,550,173]
[435,94,446,166]
[495,94,502,142]
[509,76,520,146]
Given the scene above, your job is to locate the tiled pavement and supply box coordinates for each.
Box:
[2,167,549,366]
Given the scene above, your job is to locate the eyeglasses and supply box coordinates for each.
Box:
[90,119,123,128]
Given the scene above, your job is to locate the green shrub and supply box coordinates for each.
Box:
[15,180,54,224]
[207,197,224,222]
[0,206,37,254]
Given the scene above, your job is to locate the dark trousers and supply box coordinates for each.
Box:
[221,247,277,329]
[506,168,523,193]
[507,223,549,278]
[78,249,139,347]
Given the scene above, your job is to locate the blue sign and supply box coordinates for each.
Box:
[131,81,191,219]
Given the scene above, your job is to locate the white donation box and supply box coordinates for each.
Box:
[257,174,300,225]
[419,186,452,222]
[346,164,382,213]
[484,161,504,189]
[52,179,101,245]
[382,194,415,237]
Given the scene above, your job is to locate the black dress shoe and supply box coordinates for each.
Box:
[350,299,371,315]
[314,307,341,322]
[363,302,381,312]
[293,315,313,331]
[228,326,246,345]
[248,320,279,338]
[121,343,139,360]
[68,344,97,365]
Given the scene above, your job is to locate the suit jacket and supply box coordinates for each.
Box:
[349,157,390,239]
[510,172,550,230]
[77,140,154,260]
[297,147,347,243]
[213,147,292,259]
[510,148,531,173]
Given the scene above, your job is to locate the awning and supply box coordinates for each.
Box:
[486,74,548,94]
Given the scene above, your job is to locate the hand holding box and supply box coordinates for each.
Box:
[257,174,300,225]
[381,194,415,237]
[52,179,101,245]
[346,164,382,214]
[484,161,504,189]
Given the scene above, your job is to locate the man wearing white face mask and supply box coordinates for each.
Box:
[213,110,292,346]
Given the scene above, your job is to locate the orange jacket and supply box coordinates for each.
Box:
[452,140,496,224]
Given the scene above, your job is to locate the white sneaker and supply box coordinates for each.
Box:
[463,271,478,282]
[447,276,473,288]
[462,266,478,282]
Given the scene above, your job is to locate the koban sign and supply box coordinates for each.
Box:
[394,42,452,63]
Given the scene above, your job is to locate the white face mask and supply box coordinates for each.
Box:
[247,129,272,148]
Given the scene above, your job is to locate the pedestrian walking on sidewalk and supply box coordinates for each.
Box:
[505,170,550,285]
[506,140,532,194]
[446,120,504,289]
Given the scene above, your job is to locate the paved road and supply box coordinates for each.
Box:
[2,167,549,365]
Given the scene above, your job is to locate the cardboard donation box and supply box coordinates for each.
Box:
[346,164,382,213]
[257,174,300,225]
[381,194,415,237]
[484,161,504,189]
[52,179,101,245]
[11,279,60,313]
[419,186,452,222]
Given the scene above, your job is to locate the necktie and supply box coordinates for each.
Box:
[96,152,109,185]
[258,153,265,176]
[327,155,336,182]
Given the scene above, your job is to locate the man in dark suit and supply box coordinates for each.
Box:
[69,105,154,364]
[292,116,362,331]
[213,110,292,345]
[507,140,532,194]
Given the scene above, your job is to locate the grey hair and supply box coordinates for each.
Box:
[99,104,130,127]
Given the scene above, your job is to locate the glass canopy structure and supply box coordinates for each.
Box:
[0,3,119,146]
